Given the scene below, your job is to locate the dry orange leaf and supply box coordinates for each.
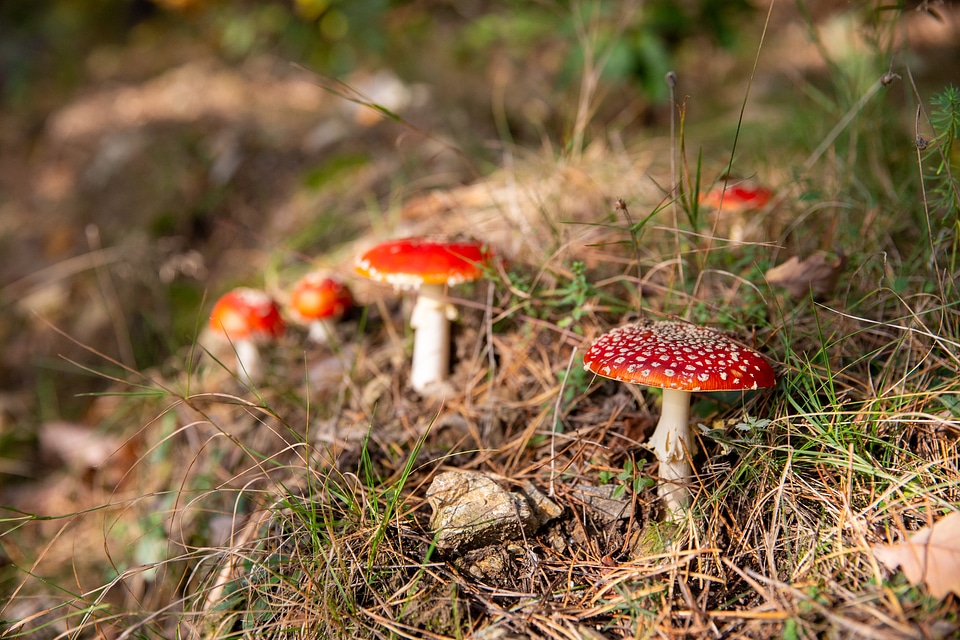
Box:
[872,512,960,599]
[764,250,847,299]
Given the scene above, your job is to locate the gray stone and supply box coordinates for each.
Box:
[426,471,559,552]
[571,483,634,522]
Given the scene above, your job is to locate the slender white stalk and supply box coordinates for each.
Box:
[307,318,337,344]
[409,283,451,393]
[234,339,261,385]
[646,388,695,514]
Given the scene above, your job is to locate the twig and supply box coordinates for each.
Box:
[551,348,578,497]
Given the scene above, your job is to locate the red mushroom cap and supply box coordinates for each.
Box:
[583,320,776,392]
[289,272,353,322]
[354,237,491,289]
[699,180,773,212]
[209,288,285,341]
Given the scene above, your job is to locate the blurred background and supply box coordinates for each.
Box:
[0,0,767,426]
[0,0,956,486]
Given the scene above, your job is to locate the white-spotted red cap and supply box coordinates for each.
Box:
[583,320,776,392]
[209,288,285,341]
[355,237,491,290]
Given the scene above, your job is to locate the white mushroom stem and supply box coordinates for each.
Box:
[307,319,337,344]
[233,339,261,385]
[409,283,456,393]
[646,388,697,515]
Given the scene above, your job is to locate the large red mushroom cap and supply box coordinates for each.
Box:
[584,320,776,516]
[209,288,285,342]
[289,272,353,323]
[354,237,491,290]
[699,180,773,213]
[584,320,776,392]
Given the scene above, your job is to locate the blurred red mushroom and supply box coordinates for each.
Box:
[355,237,491,394]
[289,271,353,343]
[699,178,773,213]
[209,288,285,384]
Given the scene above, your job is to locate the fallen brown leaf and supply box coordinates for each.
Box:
[38,420,120,471]
[37,420,138,488]
[764,250,847,299]
[872,511,960,599]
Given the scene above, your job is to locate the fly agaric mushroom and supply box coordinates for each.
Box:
[699,178,773,212]
[289,271,353,343]
[209,288,285,384]
[583,320,776,515]
[355,237,491,394]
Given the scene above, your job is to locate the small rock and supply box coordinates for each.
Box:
[576,624,612,639]
[570,483,634,523]
[426,471,559,552]
[471,622,534,640]
[466,546,508,580]
[522,480,564,524]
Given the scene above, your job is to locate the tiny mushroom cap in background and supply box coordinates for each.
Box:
[699,179,773,213]
[288,271,353,343]
[583,320,776,516]
[355,237,492,395]
[209,287,285,384]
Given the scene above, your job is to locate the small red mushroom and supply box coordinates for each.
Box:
[209,288,285,384]
[699,178,773,213]
[355,237,491,394]
[289,272,353,343]
[584,320,776,515]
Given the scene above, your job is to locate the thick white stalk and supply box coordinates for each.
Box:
[646,388,695,514]
[234,339,261,385]
[409,283,451,393]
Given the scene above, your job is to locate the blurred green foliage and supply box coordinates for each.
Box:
[0,0,383,107]
[0,0,137,106]
[460,0,756,102]
[1,0,759,109]
[927,85,960,222]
